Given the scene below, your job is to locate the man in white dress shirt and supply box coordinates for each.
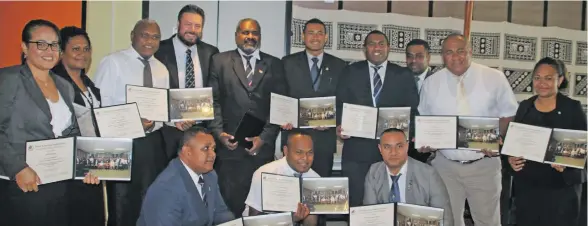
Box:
[243,130,319,226]
[418,34,518,226]
[93,19,171,226]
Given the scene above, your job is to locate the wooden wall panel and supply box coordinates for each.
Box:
[547,1,582,30]
[512,1,544,27]
[391,1,429,17]
[473,1,508,22]
[433,1,465,19]
[342,1,388,13]
[293,1,338,10]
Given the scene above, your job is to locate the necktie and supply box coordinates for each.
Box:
[293,172,302,178]
[456,76,470,114]
[243,55,253,86]
[372,66,382,106]
[198,175,208,207]
[185,49,196,88]
[389,174,401,203]
[310,57,320,91]
[139,57,153,88]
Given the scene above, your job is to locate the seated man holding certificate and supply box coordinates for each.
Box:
[244,130,319,225]
[364,128,453,226]
[138,127,234,226]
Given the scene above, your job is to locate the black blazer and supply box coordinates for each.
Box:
[511,93,587,185]
[51,63,102,107]
[154,35,220,89]
[336,61,419,162]
[208,49,286,159]
[281,51,347,153]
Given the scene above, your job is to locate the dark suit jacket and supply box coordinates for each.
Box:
[336,61,419,162]
[208,49,286,159]
[281,51,347,153]
[0,64,80,178]
[155,35,220,89]
[137,158,235,226]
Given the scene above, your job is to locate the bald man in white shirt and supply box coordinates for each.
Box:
[418,34,518,226]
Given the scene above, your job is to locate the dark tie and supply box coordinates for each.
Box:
[198,175,208,207]
[293,172,302,178]
[389,174,401,203]
[243,55,253,86]
[185,49,195,88]
[372,66,382,105]
[310,57,320,91]
[139,57,153,88]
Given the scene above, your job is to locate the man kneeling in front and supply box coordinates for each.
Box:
[244,129,319,226]
[138,127,234,226]
[364,128,453,226]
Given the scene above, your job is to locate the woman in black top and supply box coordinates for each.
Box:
[51,26,104,226]
[508,57,586,226]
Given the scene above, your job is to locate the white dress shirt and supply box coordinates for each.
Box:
[46,91,73,137]
[181,159,204,199]
[173,36,203,88]
[237,48,261,71]
[243,157,320,216]
[306,51,323,70]
[94,47,170,132]
[367,61,388,107]
[386,160,408,203]
[418,62,518,161]
[416,67,430,93]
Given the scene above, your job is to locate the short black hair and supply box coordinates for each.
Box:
[177,126,212,153]
[286,129,312,148]
[363,30,389,47]
[178,4,206,24]
[379,128,407,140]
[406,38,430,54]
[59,26,91,52]
[533,57,569,90]
[303,18,326,33]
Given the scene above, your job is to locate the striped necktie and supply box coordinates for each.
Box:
[185,49,196,88]
[198,175,207,207]
[243,55,253,86]
[372,66,382,106]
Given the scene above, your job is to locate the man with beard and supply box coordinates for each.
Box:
[208,18,286,217]
[155,4,220,161]
[280,18,346,179]
[405,39,432,93]
[336,30,419,207]
[94,19,170,226]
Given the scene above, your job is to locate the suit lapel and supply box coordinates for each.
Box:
[203,174,215,220]
[359,62,374,107]
[296,52,314,91]
[404,158,417,204]
[231,50,251,90]
[376,163,390,203]
[316,54,332,92]
[164,37,179,88]
[197,42,208,86]
[250,56,268,89]
[175,159,209,222]
[20,65,51,120]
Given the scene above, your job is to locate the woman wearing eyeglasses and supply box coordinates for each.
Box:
[0,19,99,226]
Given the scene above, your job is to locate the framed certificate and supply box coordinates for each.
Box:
[269,93,336,129]
[216,218,244,226]
[341,104,411,140]
[350,203,395,226]
[243,212,293,226]
[396,203,444,226]
[415,115,500,152]
[25,136,134,184]
[93,103,145,139]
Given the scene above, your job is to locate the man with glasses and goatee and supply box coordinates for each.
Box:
[154,4,220,161]
[208,18,286,218]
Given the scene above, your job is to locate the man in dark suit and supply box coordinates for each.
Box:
[138,127,235,226]
[336,30,419,207]
[280,18,346,178]
[154,4,220,160]
[208,18,286,218]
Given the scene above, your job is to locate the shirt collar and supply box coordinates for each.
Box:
[279,157,304,177]
[418,67,430,80]
[368,61,387,70]
[387,159,408,177]
[449,64,473,81]
[306,51,324,63]
[126,46,154,62]
[180,159,202,179]
[173,35,198,52]
[237,48,260,60]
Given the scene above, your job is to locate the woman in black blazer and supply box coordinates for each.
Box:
[508,57,587,226]
[51,26,104,226]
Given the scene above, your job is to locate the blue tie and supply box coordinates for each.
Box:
[310,57,320,91]
[372,66,382,106]
[198,176,207,207]
[389,174,401,203]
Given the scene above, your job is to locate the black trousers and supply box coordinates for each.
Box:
[515,182,582,226]
[215,155,274,217]
[0,181,68,226]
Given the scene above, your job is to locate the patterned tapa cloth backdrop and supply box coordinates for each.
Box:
[290,5,587,111]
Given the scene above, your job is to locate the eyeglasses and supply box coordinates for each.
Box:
[27,41,60,52]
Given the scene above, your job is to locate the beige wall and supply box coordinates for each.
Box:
[86,1,142,78]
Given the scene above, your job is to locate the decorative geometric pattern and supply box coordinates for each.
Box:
[425,29,459,54]
[343,59,362,65]
[470,32,500,59]
[503,68,534,93]
[337,22,378,51]
[291,18,333,49]
[576,41,587,65]
[541,38,573,64]
[381,25,420,53]
[504,34,537,61]
[574,73,587,97]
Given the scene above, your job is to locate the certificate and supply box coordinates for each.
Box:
[376,107,411,139]
[457,116,500,152]
[243,212,293,226]
[502,122,552,162]
[94,103,145,139]
[169,88,214,122]
[298,96,336,128]
[126,85,169,121]
[350,203,395,226]
[415,116,457,149]
[73,103,97,137]
[301,177,349,214]
[396,203,444,225]
[217,218,244,226]
[261,173,301,212]
[341,103,378,139]
[269,93,298,127]
[26,137,75,184]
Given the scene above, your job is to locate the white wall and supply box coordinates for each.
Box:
[149,1,219,46]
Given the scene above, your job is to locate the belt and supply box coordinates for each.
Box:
[448,156,492,164]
